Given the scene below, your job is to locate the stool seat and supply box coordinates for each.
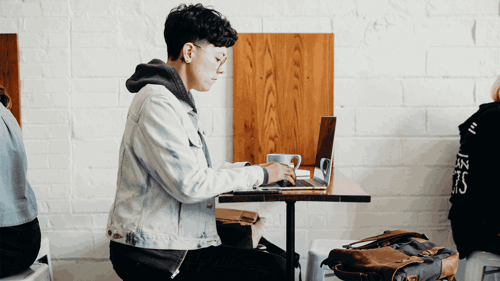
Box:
[0,264,50,281]
[465,251,500,281]
[306,239,358,281]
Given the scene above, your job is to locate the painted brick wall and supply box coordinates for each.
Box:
[1,0,499,280]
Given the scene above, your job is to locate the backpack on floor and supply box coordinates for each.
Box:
[320,230,459,281]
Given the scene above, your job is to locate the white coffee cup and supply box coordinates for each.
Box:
[266,154,302,172]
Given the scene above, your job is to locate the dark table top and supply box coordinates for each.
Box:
[219,167,371,203]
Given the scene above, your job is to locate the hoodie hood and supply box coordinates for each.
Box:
[126,59,198,113]
[458,101,500,133]
[125,58,212,167]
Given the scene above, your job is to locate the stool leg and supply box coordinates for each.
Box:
[36,237,53,281]
[306,254,326,281]
[465,252,486,281]
[47,250,53,281]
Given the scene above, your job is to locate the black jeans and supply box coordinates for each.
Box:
[451,219,500,259]
[110,244,286,281]
[0,218,41,278]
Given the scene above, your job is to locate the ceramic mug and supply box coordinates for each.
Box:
[320,158,331,179]
[267,154,302,172]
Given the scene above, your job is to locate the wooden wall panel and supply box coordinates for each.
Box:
[0,34,21,127]
[233,33,334,165]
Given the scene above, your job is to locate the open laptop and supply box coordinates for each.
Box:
[260,116,337,190]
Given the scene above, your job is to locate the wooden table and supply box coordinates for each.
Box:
[219,167,371,281]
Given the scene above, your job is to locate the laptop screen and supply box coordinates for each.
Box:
[313,117,337,185]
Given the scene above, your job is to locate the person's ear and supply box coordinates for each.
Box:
[181,43,195,64]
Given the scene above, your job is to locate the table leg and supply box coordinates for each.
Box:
[286,200,296,281]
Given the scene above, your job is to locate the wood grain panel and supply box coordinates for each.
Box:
[0,34,21,127]
[233,33,333,165]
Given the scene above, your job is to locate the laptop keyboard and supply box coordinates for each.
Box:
[277,179,314,187]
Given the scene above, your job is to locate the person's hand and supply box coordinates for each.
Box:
[260,162,296,185]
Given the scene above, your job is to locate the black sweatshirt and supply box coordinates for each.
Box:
[448,101,500,222]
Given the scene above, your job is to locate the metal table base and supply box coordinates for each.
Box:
[286,200,296,281]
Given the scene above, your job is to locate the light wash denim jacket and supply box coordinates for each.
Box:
[106,84,264,250]
[0,104,38,227]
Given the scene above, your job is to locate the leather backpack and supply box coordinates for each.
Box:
[320,230,459,281]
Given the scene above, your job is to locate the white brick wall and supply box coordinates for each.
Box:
[2,0,499,280]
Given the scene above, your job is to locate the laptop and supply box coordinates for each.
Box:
[260,116,337,190]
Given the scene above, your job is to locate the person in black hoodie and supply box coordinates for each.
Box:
[448,77,500,259]
[107,3,294,281]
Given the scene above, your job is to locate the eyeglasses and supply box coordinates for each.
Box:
[193,43,227,72]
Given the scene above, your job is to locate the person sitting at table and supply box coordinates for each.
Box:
[106,3,296,281]
[0,85,41,278]
[448,76,500,259]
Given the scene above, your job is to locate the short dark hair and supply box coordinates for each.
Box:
[164,3,238,61]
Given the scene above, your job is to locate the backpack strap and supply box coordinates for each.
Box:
[259,237,302,281]
[418,247,444,257]
[345,230,428,249]
[332,264,381,281]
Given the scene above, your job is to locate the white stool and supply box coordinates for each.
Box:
[0,237,53,281]
[0,264,50,281]
[306,239,357,281]
[36,238,53,281]
[465,251,500,281]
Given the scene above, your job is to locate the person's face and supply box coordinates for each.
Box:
[187,42,227,92]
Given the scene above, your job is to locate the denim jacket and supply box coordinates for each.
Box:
[0,104,38,227]
[106,84,264,250]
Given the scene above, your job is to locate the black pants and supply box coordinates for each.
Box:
[451,219,500,259]
[0,218,41,278]
[110,244,286,281]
